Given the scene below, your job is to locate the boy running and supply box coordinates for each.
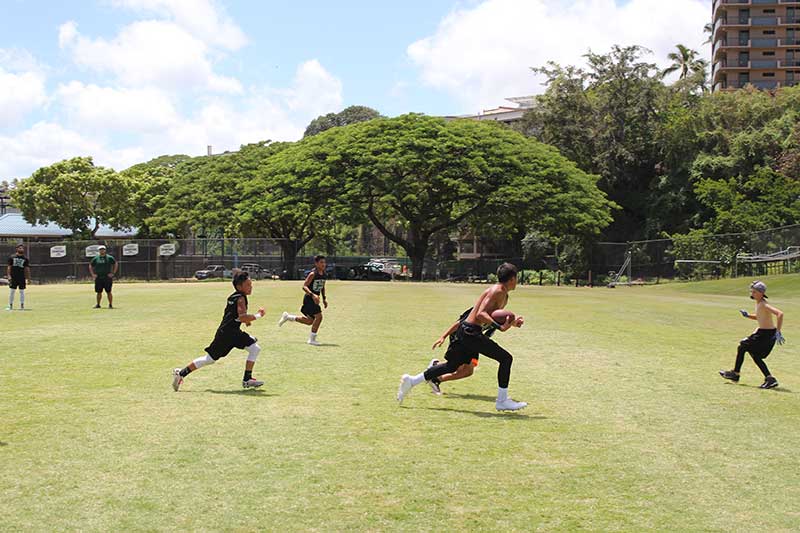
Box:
[720,280,785,389]
[172,271,266,391]
[277,255,328,346]
[397,263,527,411]
[425,307,501,395]
[6,244,31,310]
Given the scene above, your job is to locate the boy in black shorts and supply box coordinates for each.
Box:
[424,307,501,395]
[278,255,328,346]
[6,244,31,311]
[172,271,266,391]
[720,280,786,389]
[397,263,527,411]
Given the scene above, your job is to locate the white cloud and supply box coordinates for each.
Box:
[0,122,144,178]
[2,58,343,178]
[56,82,180,133]
[0,49,48,126]
[109,0,247,50]
[59,19,242,93]
[0,67,47,126]
[408,0,711,111]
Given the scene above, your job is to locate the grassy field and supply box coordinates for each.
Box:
[2,276,800,531]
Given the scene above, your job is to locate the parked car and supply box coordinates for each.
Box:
[350,261,392,281]
[240,263,269,280]
[195,265,226,280]
[300,264,336,279]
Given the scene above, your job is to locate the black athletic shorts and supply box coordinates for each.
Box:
[9,277,26,290]
[740,328,777,359]
[94,276,113,293]
[204,329,256,360]
[444,341,479,367]
[301,294,322,318]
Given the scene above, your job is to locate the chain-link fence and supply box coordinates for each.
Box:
[589,224,800,285]
[6,224,800,285]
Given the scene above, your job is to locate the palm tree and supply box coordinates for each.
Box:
[703,22,714,45]
[663,44,706,79]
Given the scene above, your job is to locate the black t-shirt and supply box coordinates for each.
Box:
[7,255,30,280]
[307,270,327,296]
[218,291,247,333]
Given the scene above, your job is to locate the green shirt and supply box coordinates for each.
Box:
[91,254,116,277]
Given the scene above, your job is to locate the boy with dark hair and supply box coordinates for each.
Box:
[278,255,328,346]
[720,280,786,389]
[397,263,528,411]
[6,244,31,311]
[172,271,266,391]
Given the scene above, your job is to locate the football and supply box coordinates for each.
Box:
[491,309,515,325]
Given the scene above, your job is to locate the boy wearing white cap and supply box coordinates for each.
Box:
[720,280,785,389]
[89,245,117,309]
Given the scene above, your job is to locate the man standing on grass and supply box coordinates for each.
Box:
[89,245,117,309]
[720,280,785,389]
[6,244,31,311]
[396,263,528,411]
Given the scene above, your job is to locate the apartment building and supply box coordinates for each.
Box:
[712,0,800,91]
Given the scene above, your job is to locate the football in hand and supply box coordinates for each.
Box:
[491,309,515,325]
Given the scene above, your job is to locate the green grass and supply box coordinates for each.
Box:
[2,277,800,531]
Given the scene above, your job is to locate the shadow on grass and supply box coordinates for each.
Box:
[733,383,794,394]
[443,393,497,402]
[406,405,547,420]
[203,389,277,397]
[0,442,7,446]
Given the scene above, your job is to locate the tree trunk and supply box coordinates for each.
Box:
[407,239,430,282]
[279,240,300,280]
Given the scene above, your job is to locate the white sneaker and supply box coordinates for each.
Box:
[278,311,290,327]
[427,358,439,369]
[172,368,183,392]
[496,398,528,411]
[397,374,414,404]
[242,378,265,389]
[307,338,322,346]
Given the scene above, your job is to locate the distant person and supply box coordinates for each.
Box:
[172,271,265,391]
[720,280,785,389]
[278,255,329,346]
[89,245,117,309]
[6,244,31,311]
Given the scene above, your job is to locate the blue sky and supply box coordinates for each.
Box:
[0,0,711,178]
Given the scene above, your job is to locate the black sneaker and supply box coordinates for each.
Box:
[93,304,101,309]
[108,304,113,309]
[760,376,779,389]
[719,370,740,382]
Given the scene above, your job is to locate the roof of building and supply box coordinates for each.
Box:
[0,213,137,238]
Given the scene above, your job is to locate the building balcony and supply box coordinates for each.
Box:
[714,79,799,91]
[715,0,800,9]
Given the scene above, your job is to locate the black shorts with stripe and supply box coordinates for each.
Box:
[205,329,256,360]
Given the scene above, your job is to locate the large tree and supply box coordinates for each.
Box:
[304,105,381,137]
[337,114,614,280]
[123,155,191,237]
[237,134,354,278]
[12,157,135,238]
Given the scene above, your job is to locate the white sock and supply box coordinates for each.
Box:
[310,332,317,340]
[19,290,25,305]
[9,288,16,306]
[286,313,297,321]
[497,388,509,402]
[410,373,426,386]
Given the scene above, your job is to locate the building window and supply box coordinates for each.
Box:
[764,51,775,56]
[764,30,776,35]
[764,9,775,14]
[763,72,775,77]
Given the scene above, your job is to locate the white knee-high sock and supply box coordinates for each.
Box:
[9,288,16,306]
[410,373,426,386]
[19,290,25,305]
[497,388,509,402]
